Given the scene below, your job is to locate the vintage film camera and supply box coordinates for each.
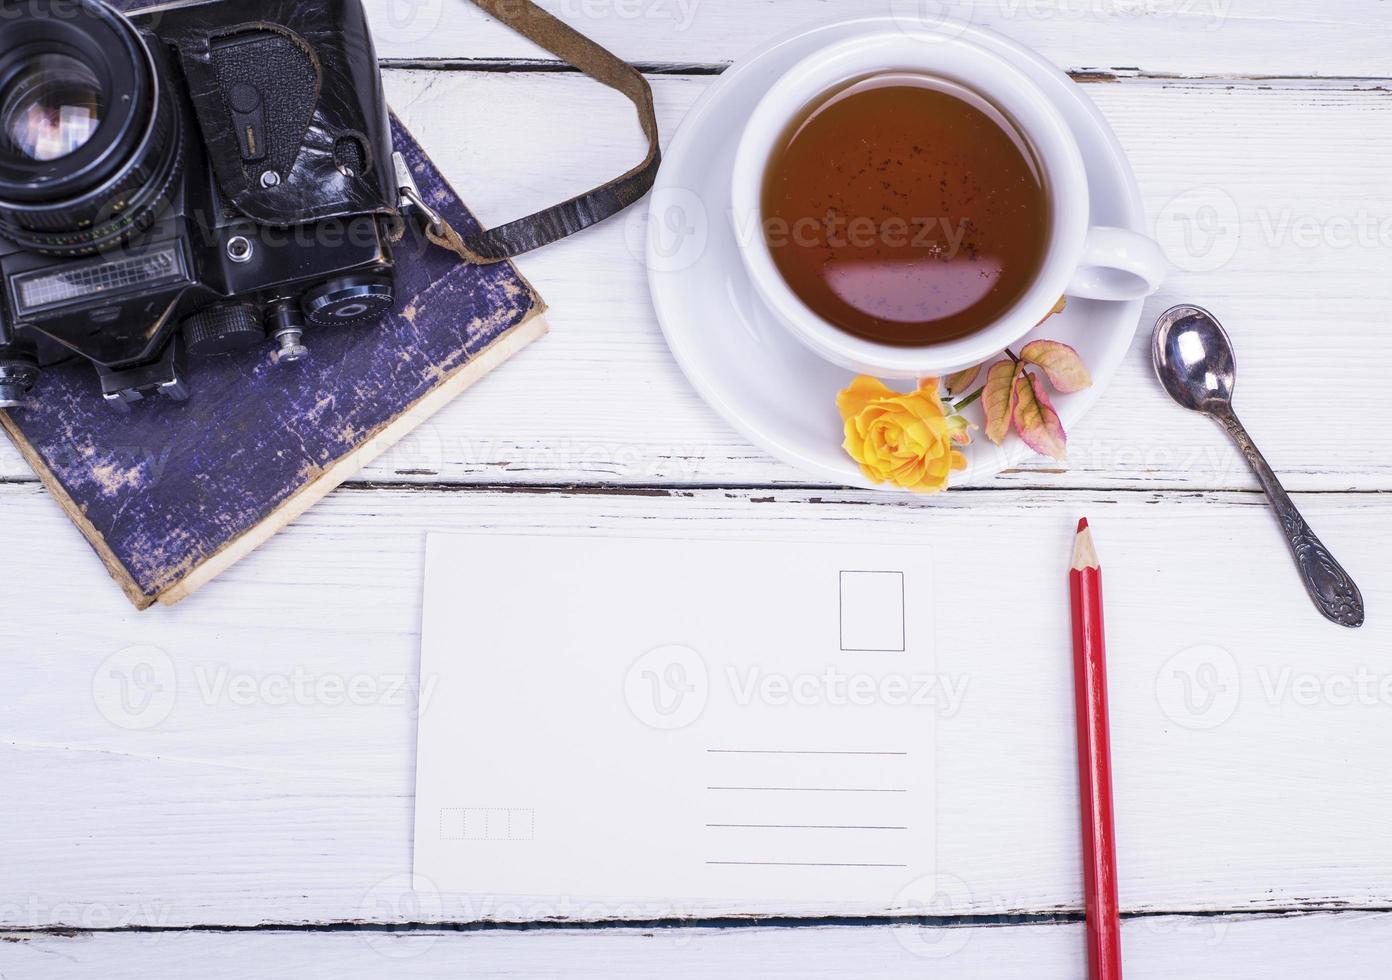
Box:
[0,0,410,409]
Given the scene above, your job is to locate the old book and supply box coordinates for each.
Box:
[1,118,548,609]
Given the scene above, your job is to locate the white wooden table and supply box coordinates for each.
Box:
[3,2,1391,975]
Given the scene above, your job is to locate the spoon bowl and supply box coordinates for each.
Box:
[1152,305,1236,415]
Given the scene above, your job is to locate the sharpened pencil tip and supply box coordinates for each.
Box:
[1071,520,1100,570]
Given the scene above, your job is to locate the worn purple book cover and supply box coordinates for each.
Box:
[0,118,548,608]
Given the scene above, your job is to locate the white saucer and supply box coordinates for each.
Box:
[646,17,1148,490]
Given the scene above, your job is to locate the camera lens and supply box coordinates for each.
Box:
[0,0,181,256]
[0,54,105,163]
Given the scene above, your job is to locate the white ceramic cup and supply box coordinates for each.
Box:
[731,31,1170,378]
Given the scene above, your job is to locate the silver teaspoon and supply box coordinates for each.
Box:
[1152,305,1365,628]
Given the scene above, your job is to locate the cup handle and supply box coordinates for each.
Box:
[1067,226,1171,301]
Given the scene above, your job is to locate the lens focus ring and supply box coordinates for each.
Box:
[0,0,184,256]
[0,90,180,253]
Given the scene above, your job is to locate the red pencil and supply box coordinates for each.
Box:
[1070,518,1123,980]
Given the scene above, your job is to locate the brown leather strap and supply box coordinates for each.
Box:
[426,0,661,264]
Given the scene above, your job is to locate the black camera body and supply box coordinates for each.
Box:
[0,0,401,409]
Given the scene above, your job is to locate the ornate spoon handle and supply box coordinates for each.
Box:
[1213,409,1365,628]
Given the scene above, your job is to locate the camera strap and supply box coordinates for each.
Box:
[401,0,661,264]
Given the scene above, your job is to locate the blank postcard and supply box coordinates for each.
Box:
[414,534,937,904]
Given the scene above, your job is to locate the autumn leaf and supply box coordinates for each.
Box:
[1019,340,1092,395]
[1037,296,1067,326]
[945,365,982,397]
[1012,371,1068,460]
[982,360,1022,445]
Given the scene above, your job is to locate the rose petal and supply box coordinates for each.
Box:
[836,376,895,421]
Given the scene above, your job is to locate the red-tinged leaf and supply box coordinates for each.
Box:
[1012,371,1068,460]
[982,360,1021,445]
[1019,340,1093,395]
[945,365,981,397]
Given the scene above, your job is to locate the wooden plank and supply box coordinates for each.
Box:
[2,75,1385,492]
[374,73,1392,492]
[3,914,1391,979]
[321,72,1392,493]
[361,0,1392,78]
[1,483,1386,927]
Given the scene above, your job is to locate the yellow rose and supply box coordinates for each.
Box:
[837,376,971,494]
